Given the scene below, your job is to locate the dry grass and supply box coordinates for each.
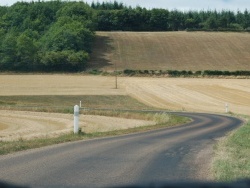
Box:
[0,95,151,111]
[88,31,250,71]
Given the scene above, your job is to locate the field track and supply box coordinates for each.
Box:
[88,31,250,71]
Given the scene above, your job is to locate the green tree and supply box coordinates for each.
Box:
[149,9,169,31]
[56,2,96,31]
[16,31,38,70]
[40,50,89,71]
[204,15,218,29]
[0,31,18,69]
[169,10,183,31]
[42,17,94,52]
[243,10,250,29]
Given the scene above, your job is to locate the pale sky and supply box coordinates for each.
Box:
[0,0,249,12]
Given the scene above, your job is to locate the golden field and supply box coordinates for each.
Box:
[0,75,249,140]
[0,75,249,114]
[88,31,250,71]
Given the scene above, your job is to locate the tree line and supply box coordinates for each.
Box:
[0,1,95,72]
[92,1,250,31]
[0,1,250,72]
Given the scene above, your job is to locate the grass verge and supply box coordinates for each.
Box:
[0,113,189,155]
[0,95,157,113]
[213,115,250,181]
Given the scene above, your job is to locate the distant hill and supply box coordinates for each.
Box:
[88,31,250,71]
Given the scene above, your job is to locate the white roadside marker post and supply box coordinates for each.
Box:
[80,101,82,108]
[74,105,79,134]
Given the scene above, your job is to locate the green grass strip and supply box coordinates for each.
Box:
[213,116,250,181]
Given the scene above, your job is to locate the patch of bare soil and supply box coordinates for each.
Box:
[0,110,155,141]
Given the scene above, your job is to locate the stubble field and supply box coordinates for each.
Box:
[88,31,250,71]
[0,75,250,140]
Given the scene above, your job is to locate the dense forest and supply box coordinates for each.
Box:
[0,1,250,72]
[0,1,95,71]
[91,1,250,31]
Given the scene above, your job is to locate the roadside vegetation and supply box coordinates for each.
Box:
[0,112,189,155]
[213,116,250,181]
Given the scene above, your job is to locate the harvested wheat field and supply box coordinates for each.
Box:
[0,110,155,141]
[124,77,250,115]
[88,31,250,71]
[0,75,250,140]
[0,74,125,96]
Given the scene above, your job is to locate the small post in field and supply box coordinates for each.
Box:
[74,105,79,134]
[115,73,118,89]
[225,103,229,113]
[80,101,82,108]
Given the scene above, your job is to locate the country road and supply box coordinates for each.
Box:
[0,113,243,187]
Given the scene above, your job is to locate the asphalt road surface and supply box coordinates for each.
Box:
[0,113,243,187]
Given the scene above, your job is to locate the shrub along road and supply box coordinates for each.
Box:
[0,112,243,187]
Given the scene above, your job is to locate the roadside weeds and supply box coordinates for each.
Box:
[213,115,250,181]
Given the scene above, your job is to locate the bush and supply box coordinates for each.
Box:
[168,70,181,77]
[123,69,136,75]
[153,113,170,124]
[88,69,102,75]
[121,69,250,77]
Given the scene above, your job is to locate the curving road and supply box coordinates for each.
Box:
[0,113,243,187]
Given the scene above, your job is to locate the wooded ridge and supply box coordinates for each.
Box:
[0,1,250,72]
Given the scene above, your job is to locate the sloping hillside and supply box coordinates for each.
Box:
[88,32,250,71]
